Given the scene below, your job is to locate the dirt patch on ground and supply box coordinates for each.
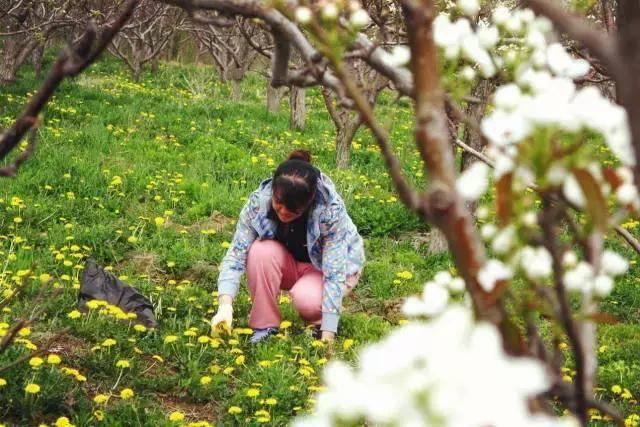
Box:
[43,331,91,363]
[402,229,449,254]
[344,295,404,323]
[183,261,219,284]
[155,392,218,422]
[118,251,166,281]
[177,211,235,234]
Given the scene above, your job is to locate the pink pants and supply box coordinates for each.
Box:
[246,239,359,329]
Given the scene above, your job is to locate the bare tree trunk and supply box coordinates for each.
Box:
[0,39,21,84]
[132,63,142,81]
[336,119,360,169]
[461,79,492,172]
[32,43,45,79]
[228,67,243,101]
[290,86,306,130]
[267,83,284,113]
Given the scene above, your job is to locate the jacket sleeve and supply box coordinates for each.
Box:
[217,193,259,298]
[319,203,348,333]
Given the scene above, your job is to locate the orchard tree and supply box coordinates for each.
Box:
[321,60,388,168]
[0,0,75,83]
[188,18,261,100]
[108,0,185,81]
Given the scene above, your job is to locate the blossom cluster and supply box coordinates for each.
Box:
[296,306,575,427]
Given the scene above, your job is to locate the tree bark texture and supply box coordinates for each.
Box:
[290,85,305,130]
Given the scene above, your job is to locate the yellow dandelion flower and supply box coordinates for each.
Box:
[29,357,44,368]
[154,217,165,227]
[101,338,117,347]
[228,406,242,415]
[612,385,623,394]
[265,397,277,405]
[25,383,41,394]
[0,378,7,386]
[168,411,184,422]
[67,310,82,319]
[197,336,210,344]
[39,273,52,284]
[342,339,354,350]
[246,388,260,398]
[120,388,134,399]
[54,416,74,427]
[396,271,413,280]
[279,320,292,329]
[18,327,31,337]
[235,355,245,365]
[115,360,130,369]
[47,354,62,365]
[200,376,212,385]
[86,300,100,310]
[94,410,104,421]
[133,324,147,332]
[93,394,109,404]
[163,335,178,344]
[75,374,87,382]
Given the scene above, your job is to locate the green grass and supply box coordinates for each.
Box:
[0,57,638,426]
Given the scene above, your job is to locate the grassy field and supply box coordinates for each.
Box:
[0,58,638,426]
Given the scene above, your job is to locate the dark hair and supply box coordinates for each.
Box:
[272,150,320,212]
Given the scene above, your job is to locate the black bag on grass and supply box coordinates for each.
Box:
[79,259,157,328]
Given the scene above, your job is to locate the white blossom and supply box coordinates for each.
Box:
[481,109,531,146]
[525,28,547,50]
[296,306,565,427]
[457,161,490,201]
[477,25,499,48]
[434,271,453,287]
[494,84,522,111]
[563,174,586,209]
[562,251,578,268]
[601,250,629,277]
[564,261,594,293]
[448,277,466,293]
[380,45,411,67]
[522,211,538,227]
[477,206,490,220]
[492,225,516,254]
[593,275,614,298]
[402,282,450,317]
[350,9,370,27]
[321,3,338,19]
[294,6,312,23]
[462,65,476,81]
[546,164,568,186]
[505,15,523,33]
[478,259,513,292]
[520,246,552,280]
[458,0,480,17]
[547,43,589,78]
[492,6,511,25]
[616,183,639,205]
[481,223,498,240]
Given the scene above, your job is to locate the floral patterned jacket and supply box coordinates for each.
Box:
[217,173,365,332]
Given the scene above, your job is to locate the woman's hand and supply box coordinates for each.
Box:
[211,296,234,330]
[321,330,336,342]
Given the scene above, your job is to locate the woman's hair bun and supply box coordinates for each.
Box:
[287,149,312,163]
